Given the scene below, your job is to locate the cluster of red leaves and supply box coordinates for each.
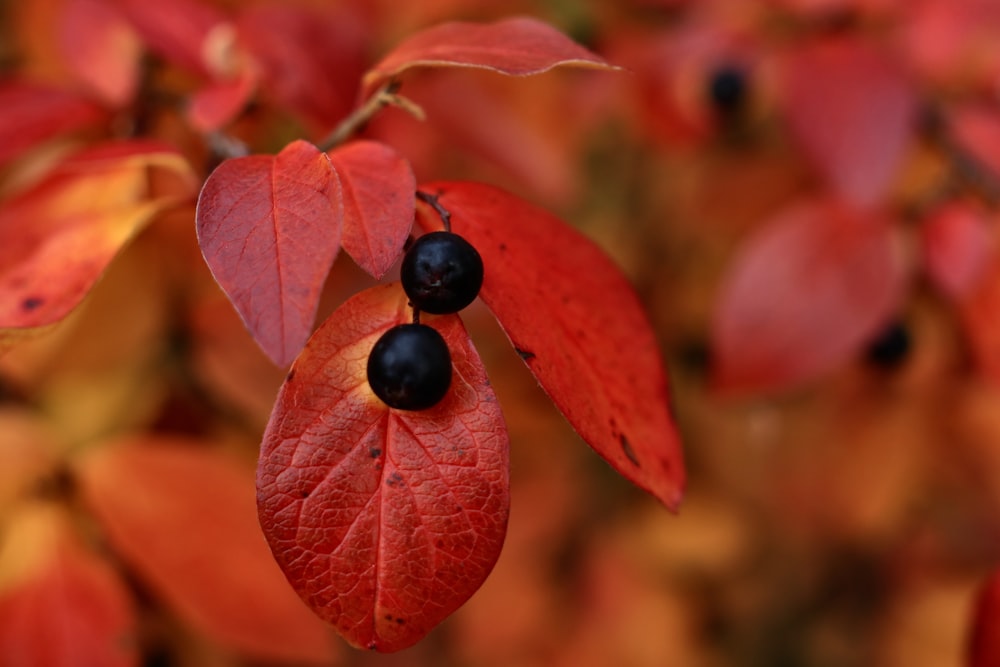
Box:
[0,0,685,660]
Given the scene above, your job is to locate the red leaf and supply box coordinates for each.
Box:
[362,16,615,96]
[196,140,343,367]
[920,201,994,301]
[711,198,908,396]
[949,104,1000,181]
[0,505,137,667]
[116,0,226,75]
[415,182,685,510]
[236,4,367,131]
[0,140,195,333]
[187,68,257,132]
[0,80,106,167]
[58,0,142,107]
[960,251,1000,383]
[970,568,1000,667]
[328,141,415,278]
[257,283,509,652]
[76,435,337,665]
[781,37,917,207]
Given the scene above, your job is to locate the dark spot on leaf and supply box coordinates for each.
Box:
[385,472,404,487]
[369,447,382,459]
[300,489,310,499]
[21,296,43,311]
[515,347,536,361]
[384,614,393,621]
[620,434,640,467]
[436,538,444,548]
[499,242,508,252]
[396,617,405,625]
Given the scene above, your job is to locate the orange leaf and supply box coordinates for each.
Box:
[781,37,917,207]
[0,505,137,667]
[196,139,343,367]
[711,198,908,396]
[0,140,195,334]
[415,182,684,510]
[57,0,142,108]
[328,140,415,278]
[258,283,509,652]
[362,16,616,96]
[0,80,106,167]
[76,435,337,665]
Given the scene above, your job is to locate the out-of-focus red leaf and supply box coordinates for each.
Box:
[0,81,106,167]
[258,282,509,652]
[76,436,337,665]
[58,0,141,108]
[0,505,137,667]
[187,68,257,132]
[781,37,917,207]
[970,568,1000,667]
[362,16,615,96]
[328,140,415,278]
[415,181,685,510]
[949,104,1000,182]
[960,251,1000,383]
[920,201,993,301]
[711,198,908,396]
[0,140,195,335]
[116,0,226,75]
[237,4,367,131]
[196,139,343,367]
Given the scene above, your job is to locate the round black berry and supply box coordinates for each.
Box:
[401,231,484,314]
[865,320,911,370]
[707,64,748,116]
[366,323,452,410]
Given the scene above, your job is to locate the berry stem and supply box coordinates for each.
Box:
[416,190,452,232]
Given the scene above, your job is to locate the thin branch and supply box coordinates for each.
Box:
[416,190,452,232]
[318,80,425,152]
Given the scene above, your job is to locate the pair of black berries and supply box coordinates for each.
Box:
[366,231,484,411]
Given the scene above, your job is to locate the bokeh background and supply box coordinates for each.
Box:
[4,0,1000,665]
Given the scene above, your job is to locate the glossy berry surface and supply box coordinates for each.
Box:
[367,323,452,410]
[401,231,484,314]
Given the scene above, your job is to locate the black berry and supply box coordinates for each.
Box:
[366,323,452,410]
[865,320,911,370]
[401,231,484,314]
[707,64,748,116]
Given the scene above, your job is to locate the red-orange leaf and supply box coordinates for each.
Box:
[0,505,137,667]
[58,0,142,108]
[196,139,343,367]
[920,201,993,301]
[0,81,106,167]
[970,568,1000,667]
[781,37,917,207]
[76,435,337,665]
[414,182,684,510]
[0,140,195,334]
[711,198,908,396]
[362,16,615,96]
[257,283,509,652]
[328,141,415,278]
[117,0,226,75]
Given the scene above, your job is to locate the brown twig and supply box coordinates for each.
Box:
[317,80,425,152]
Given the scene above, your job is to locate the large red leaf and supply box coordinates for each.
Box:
[257,283,509,652]
[76,435,337,665]
[0,81,106,167]
[781,37,917,207]
[0,505,137,667]
[362,16,615,96]
[116,0,226,75]
[414,181,684,510]
[970,568,1000,667]
[711,198,908,396]
[328,140,415,278]
[58,0,142,108]
[0,140,195,335]
[196,139,343,367]
[236,4,367,131]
